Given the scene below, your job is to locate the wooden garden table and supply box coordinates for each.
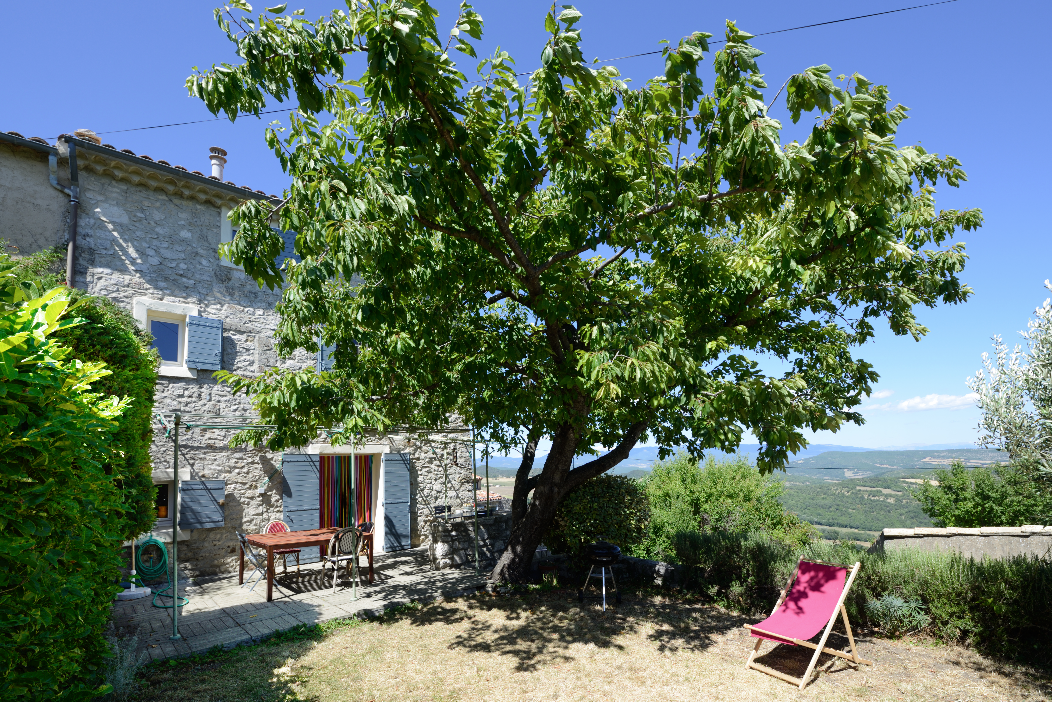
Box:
[240,528,337,602]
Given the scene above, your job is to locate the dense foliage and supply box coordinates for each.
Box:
[637,453,816,560]
[779,474,933,533]
[53,297,158,538]
[0,246,158,699]
[0,258,128,699]
[189,1,980,581]
[544,474,649,557]
[914,461,1052,527]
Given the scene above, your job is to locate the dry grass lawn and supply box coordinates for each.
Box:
[137,587,1050,702]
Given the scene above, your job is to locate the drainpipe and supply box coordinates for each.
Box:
[49,137,79,289]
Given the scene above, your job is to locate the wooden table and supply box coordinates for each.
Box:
[240,528,336,602]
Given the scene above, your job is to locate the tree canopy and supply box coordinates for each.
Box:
[189,1,980,580]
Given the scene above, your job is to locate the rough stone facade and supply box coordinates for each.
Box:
[872,526,1052,560]
[1,131,474,577]
[429,512,511,570]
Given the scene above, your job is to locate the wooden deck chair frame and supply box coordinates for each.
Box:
[744,558,873,690]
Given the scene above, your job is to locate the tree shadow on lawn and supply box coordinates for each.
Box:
[385,586,755,673]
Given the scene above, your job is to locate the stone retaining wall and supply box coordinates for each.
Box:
[429,513,511,570]
[872,526,1052,560]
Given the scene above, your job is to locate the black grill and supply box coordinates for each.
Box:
[584,541,621,566]
[578,541,622,610]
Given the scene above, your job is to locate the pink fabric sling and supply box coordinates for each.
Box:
[750,561,846,646]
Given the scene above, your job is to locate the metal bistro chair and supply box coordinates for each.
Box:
[264,520,301,573]
[322,526,361,594]
[237,531,285,595]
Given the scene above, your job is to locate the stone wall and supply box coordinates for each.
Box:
[0,137,69,256]
[429,512,511,570]
[872,526,1052,560]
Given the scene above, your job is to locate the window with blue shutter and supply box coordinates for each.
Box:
[186,316,223,370]
[275,230,300,268]
[382,452,413,552]
[282,453,322,563]
[179,480,226,530]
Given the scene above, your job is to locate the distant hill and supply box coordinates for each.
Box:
[787,448,1004,479]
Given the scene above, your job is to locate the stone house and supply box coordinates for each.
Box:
[0,129,475,576]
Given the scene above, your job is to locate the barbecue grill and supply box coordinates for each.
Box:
[578,541,622,610]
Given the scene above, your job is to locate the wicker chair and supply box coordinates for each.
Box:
[264,520,301,573]
[322,526,361,593]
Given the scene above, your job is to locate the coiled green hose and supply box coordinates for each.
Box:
[136,537,188,609]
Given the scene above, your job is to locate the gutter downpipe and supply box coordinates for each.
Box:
[48,138,79,289]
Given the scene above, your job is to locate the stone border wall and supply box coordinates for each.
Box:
[429,513,511,570]
[872,526,1052,560]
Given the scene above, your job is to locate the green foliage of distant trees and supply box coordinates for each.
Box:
[914,461,1052,527]
[0,248,158,699]
[779,475,933,532]
[636,453,818,561]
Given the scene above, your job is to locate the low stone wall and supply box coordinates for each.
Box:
[429,513,511,570]
[872,526,1052,560]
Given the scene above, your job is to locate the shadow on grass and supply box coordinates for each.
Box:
[384,585,751,673]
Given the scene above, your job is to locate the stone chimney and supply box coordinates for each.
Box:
[209,147,228,180]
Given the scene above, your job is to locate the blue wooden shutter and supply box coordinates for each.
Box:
[382,452,412,552]
[275,230,300,268]
[186,316,223,370]
[316,339,336,372]
[178,480,225,529]
[282,453,321,563]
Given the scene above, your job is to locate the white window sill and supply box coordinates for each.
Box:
[126,526,192,546]
[157,365,198,378]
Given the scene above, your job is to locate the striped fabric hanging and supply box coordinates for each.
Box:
[355,454,373,524]
[319,455,354,529]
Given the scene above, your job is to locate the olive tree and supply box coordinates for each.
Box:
[188,1,980,582]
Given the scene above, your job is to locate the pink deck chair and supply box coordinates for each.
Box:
[744,559,873,689]
[264,520,301,573]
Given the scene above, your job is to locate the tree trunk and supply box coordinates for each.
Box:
[511,434,539,530]
[489,420,649,583]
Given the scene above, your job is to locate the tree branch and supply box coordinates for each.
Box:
[591,242,636,280]
[411,85,535,276]
[536,245,592,275]
[566,420,649,489]
[412,215,518,273]
[513,167,550,213]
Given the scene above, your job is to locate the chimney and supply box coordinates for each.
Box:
[209,147,227,180]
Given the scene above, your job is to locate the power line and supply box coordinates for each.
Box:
[48,0,959,140]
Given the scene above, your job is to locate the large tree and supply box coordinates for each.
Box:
[189,1,980,582]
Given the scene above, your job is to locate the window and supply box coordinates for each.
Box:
[154,482,173,527]
[133,298,199,378]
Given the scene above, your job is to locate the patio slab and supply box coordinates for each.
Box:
[111,547,488,662]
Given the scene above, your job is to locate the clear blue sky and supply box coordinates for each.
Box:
[4,1,1049,450]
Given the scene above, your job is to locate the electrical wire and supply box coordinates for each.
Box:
[39,0,960,142]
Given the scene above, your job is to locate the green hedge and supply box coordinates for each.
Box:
[0,252,158,699]
[544,475,649,557]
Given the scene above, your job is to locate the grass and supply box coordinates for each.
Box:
[135,586,1049,702]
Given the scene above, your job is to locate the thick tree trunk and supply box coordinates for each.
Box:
[489,420,649,583]
[511,435,539,530]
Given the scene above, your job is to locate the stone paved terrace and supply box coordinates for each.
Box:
[111,547,488,662]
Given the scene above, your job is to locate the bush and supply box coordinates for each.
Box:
[637,453,817,560]
[864,595,931,637]
[913,461,1052,527]
[545,474,649,557]
[0,255,147,699]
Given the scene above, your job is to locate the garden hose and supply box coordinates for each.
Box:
[135,537,189,610]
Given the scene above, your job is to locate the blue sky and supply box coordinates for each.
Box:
[4,1,1049,450]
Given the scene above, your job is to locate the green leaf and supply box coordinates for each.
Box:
[265,3,286,13]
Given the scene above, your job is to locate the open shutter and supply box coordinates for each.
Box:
[316,340,336,372]
[275,230,300,268]
[282,453,321,563]
[382,452,412,552]
[186,316,223,370]
[179,480,225,529]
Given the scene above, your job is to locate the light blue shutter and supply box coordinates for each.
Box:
[382,452,412,552]
[275,230,300,268]
[316,340,336,372]
[186,316,223,370]
[282,453,321,563]
[179,480,225,529]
